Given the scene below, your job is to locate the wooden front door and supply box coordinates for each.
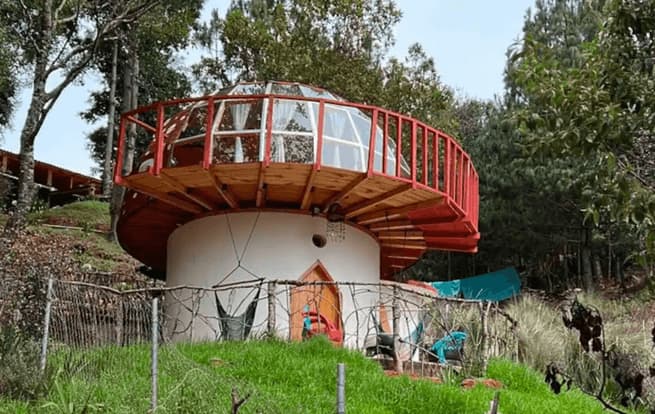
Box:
[290,261,341,341]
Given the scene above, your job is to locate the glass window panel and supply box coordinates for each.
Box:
[299,85,338,100]
[230,83,266,95]
[322,139,364,172]
[217,100,263,131]
[352,114,372,148]
[324,106,358,144]
[271,133,314,163]
[213,133,260,164]
[271,83,302,96]
[286,101,313,132]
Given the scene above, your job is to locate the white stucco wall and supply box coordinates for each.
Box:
[165,212,381,347]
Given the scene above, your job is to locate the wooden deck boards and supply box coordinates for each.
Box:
[118,162,476,278]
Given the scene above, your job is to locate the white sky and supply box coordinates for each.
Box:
[0,0,535,176]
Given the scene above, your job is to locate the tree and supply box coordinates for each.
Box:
[507,0,654,285]
[0,0,160,234]
[83,0,202,177]
[79,1,202,239]
[0,24,17,129]
[193,0,401,104]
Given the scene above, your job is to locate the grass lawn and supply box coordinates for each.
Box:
[0,337,637,414]
[28,200,109,231]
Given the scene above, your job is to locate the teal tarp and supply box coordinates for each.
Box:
[431,267,521,302]
[431,280,461,298]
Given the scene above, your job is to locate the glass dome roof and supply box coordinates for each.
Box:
[139,81,409,176]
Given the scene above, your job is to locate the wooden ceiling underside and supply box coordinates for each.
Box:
[117,163,479,280]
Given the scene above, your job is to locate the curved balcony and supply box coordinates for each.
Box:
[113,81,479,279]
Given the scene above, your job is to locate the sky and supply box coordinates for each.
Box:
[0,0,535,177]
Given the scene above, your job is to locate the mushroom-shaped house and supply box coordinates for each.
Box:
[114,81,479,347]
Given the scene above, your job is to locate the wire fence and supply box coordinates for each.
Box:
[1,275,520,412]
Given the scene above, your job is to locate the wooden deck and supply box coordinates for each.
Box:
[117,162,479,280]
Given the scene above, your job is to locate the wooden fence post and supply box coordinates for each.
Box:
[478,301,491,375]
[392,285,402,373]
[267,281,276,337]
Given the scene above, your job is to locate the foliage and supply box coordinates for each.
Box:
[1,0,163,232]
[0,23,17,128]
[509,0,655,263]
[192,0,455,131]
[82,0,204,173]
[0,327,46,400]
[0,338,627,413]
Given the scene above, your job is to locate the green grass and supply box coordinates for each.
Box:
[0,338,636,414]
[28,200,109,231]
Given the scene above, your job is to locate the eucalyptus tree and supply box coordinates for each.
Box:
[0,0,161,233]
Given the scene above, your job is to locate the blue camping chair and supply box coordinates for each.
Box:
[430,331,467,364]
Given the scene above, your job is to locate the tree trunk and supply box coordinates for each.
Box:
[593,255,603,282]
[4,66,49,234]
[102,40,119,196]
[109,30,139,240]
[615,255,624,290]
[581,228,593,291]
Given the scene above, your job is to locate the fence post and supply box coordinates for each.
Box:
[267,281,276,337]
[336,363,346,414]
[39,277,54,373]
[116,300,124,346]
[478,301,491,375]
[151,296,159,412]
[392,285,402,373]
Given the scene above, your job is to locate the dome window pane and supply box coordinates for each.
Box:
[271,83,302,96]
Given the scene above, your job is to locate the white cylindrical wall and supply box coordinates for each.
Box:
[165,212,380,347]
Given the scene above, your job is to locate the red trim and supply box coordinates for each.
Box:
[433,132,439,191]
[422,126,428,186]
[203,97,215,169]
[367,108,378,175]
[395,116,402,177]
[126,115,156,133]
[114,90,480,236]
[154,104,165,175]
[410,121,417,184]
[382,112,389,175]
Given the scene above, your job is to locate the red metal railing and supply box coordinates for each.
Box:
[113,93,479,230]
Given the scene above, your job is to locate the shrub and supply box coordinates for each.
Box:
[0,327,47,400]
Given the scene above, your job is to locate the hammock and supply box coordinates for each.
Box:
[214,283,262,340]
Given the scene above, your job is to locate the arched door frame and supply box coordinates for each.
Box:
[290,260,343,340]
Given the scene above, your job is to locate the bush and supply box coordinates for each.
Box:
[0,327,47,400]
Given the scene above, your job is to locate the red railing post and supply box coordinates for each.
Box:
[315,100,325,170]
[264,97,274,166]
[433,132,439,191]
[203,97,215,169]
[382,112,389,175]
[153,103,165,175]
[395,116,402,177]
[410,121,417,184]
[113,116,127,185]
[458,150,465,206]
[422,126,428,186]
[367,108,379,175]
[451,143,458,201]
[444,137,451,195]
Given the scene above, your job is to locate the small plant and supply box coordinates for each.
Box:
[40,374,105,414]
[0,326,47,400]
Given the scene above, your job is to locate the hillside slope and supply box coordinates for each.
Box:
[0,338,627,414]
[1,201,145,283]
